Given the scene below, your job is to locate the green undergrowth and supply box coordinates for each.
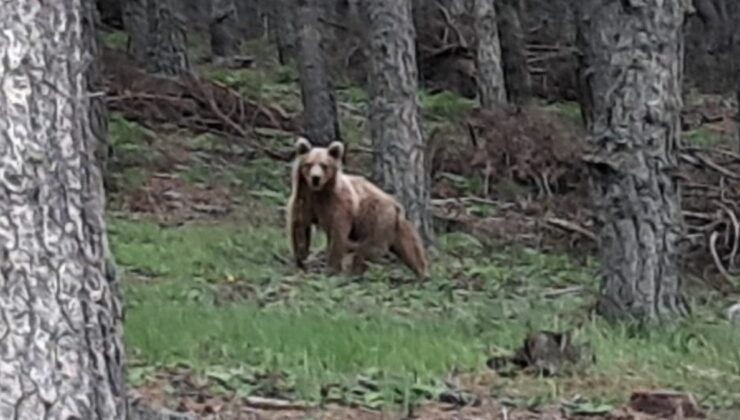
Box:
[685,125,725,147]
[112,211,740,410]
[106,62,740,412]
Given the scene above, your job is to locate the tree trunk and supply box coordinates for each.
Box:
[86,0,111,176]
[271,0,297,65]
[295,0,341,146]
[97,0,123,29]
[211,0,240,59]
[579,0,688,322]
[474,0,507,108]
[147,0,190,76]
[365,0,433,242]
[122,0,150,63]
[0,0,126,418]
[496,0,532,106]
[237,0,267,40]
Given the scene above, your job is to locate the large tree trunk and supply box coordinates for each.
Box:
[579,0,688,322]
[147,0,190,76]
[496,0,532,106]
[295,0,341,146]
[365,0,433,242]
[271,0,297,65]
[0,0,126,418]
[211,0,240,60]
[122,0,150,63]
[474,0,507,108]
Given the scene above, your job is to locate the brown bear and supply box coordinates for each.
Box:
[286,137,429,278]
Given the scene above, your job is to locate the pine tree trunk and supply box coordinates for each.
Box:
[295,0,341,146]
[86,0,111,174]
[271,0,297,65]
[0,1,126,418]
[580,0,689,322]
[365,0,433,242]
[122,0,150,63]
[97,0,123,28]
[474,0,507,108]
[211,0,240,59]
[496,0,532,105]
[147,0,190,76]
[238,0,266,40]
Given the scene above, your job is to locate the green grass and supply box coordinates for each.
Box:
[685,126,724,147]
[107,84,740,413]
[113,209,740,410]
[420,90,476,123]
[101,30,128,50]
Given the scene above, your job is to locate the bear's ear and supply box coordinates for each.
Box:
[327,141,344,161]
[295,137,312,156]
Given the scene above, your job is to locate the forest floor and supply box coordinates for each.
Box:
[100,32,740,419]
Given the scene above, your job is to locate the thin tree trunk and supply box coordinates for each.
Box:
[271,0,297,65]
[0,0,126,418]
[474,0,507,108]
[211,0,240,60]
[365,0,433,242]
[580,0,688,322]
[97,0,123,28]
[147,0,190,76]
[238,0,266,40]
[86,0,110,174]
[496,0,532,106]
[122,0,149,63]
[295,0,341,146]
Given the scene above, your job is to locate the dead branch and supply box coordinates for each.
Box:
[544,217,597,242]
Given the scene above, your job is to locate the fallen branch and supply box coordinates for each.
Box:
[544,217,597,242]
[243,396,311,411]
[709,231,737,291]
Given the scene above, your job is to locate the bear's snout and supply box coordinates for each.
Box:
[311,175,322,187]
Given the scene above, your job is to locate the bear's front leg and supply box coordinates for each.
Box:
[290,214,312,269]
[326,220,351,275]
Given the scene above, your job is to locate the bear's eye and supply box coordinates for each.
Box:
[320,164,327,170]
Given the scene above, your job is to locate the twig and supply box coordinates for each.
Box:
[544,217,597,242]
[542,286,585,298]
[709,231,736,290]
[434,0,468,48]
[244,396,311,411]
[693,152,740,180]
[717,201,739,268]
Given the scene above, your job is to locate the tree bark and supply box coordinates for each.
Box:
[211,0,240,59]
[496,0,532,106]
[474,0,507,108]
[147,0,190,76]
[271,0,297,65]
[579,0,689,322]
[86,0,111,175]
[0,0,126,418]
[365,0,433,242]
[122,0,150,63]
[295,0,341,146]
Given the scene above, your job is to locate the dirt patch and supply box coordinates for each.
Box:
[125,174,233,224]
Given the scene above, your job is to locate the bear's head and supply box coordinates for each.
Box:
[295,137,345,191]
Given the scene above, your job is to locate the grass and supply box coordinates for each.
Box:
[112,206,740,410]
[103,55,740,413]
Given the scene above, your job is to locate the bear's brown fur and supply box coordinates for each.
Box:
[286,137,429,278]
